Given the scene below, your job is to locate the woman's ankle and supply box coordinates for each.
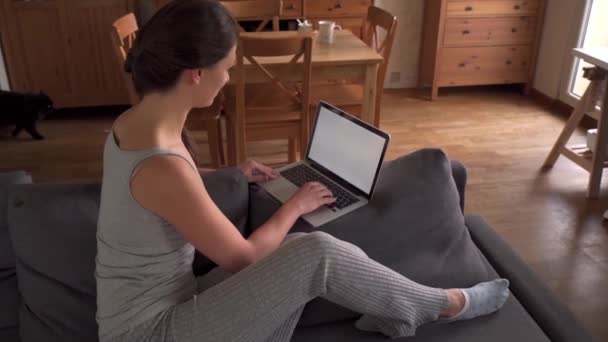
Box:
[440,289,465,318]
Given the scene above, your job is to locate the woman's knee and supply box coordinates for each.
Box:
[289,231,337,255]
[283,232,307,243]
[286,232,367,259]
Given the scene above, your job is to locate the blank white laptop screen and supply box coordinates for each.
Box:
[308,106,386,195]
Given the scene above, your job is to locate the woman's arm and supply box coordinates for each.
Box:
[131,156,334,273]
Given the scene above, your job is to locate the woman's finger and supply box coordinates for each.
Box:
[321,196,337,205]
[251,164,272,178]
[314,185,331,194]
[306,182,322,189]
[257,164,278,179]
[313,184,330,193]
[319,189,334,198]
[253,160,276,174]
[250,173,270,183]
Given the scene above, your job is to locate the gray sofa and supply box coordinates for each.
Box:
[0,149,594,341]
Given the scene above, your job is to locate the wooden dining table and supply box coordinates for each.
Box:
[224,29,384,165]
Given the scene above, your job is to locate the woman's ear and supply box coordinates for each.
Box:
[189,69,204,85]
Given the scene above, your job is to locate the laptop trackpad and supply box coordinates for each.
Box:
[261,178,299,203]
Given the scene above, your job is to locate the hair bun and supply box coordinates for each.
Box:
[124,50,134,73]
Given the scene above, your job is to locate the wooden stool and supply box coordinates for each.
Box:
[543,48,608,199]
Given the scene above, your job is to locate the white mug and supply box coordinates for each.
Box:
[298,20,313,33]
[318,20,342,44]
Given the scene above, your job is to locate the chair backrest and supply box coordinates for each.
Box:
[220,0,282,32]
[362,6,398,126]
[363,6,398,87]
[111,13,140,105]
[231,33,313,163]
[235,33,313,119]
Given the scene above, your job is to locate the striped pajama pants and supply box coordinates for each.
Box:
[109,231,449,341]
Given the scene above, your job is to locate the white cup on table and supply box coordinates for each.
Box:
[318,20,342,44]
[297,20,313,33]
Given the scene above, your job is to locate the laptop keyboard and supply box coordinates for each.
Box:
[281,164,360,210]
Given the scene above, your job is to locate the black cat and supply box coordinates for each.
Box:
[0,90,53,140]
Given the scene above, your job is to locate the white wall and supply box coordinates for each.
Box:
[375,0,423,89]
[0,43,9,90]
[533,0,584,99]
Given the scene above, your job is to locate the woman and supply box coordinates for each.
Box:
[95,1,509,341]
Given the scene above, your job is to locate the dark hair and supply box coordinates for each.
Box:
[125,0,238,166]
[126,0,238,95]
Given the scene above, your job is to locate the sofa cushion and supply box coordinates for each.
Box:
[0,326,20,342]
[9,182,100,342]
[7,168,248,342]
[193,168,249,275]
[0,171,32,338]
[0,171,32,270]
[248,149,494,328]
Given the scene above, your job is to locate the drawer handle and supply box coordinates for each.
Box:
[514,5,521,10]
[462,29,470,35]
[458,62,466,68]
[505,60,513,65]
[465,6,473,11]
[287,3,295,9]
[511,28,518,33]
[335,2,343,9]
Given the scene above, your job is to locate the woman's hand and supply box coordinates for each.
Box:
[285,182,336,216]
[238,159,279,183]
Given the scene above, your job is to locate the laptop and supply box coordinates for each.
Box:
[259,101,390,227]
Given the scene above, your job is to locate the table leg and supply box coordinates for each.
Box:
[588,86,608,198]
[235,79,247,164]
[362,63,378,125]
[235,117,246,165]
[225,114,237,166]
[543,82,595,168]
[204,117,223,168]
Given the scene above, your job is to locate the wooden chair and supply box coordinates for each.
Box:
[110,13,225,167]
[110,13,139,105]
[220,0,282,32]
[226,33,313,165]
[310,6,398,128]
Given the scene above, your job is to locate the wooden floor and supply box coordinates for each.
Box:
[2,86,607,340]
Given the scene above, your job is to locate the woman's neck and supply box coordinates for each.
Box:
[129,91,191,144]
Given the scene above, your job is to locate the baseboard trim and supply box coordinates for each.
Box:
[529,88,595,129]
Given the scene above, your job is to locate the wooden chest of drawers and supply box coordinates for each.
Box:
[419,0,546,99]
[282,0,303,17]
[438,45,531,86]
[446,0,540,17]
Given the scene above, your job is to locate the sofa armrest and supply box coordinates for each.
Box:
[465,215,595,342]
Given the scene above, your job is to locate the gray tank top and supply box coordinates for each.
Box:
[95,132,197,339]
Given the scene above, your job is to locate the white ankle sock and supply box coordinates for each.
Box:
[441,278,509,323]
